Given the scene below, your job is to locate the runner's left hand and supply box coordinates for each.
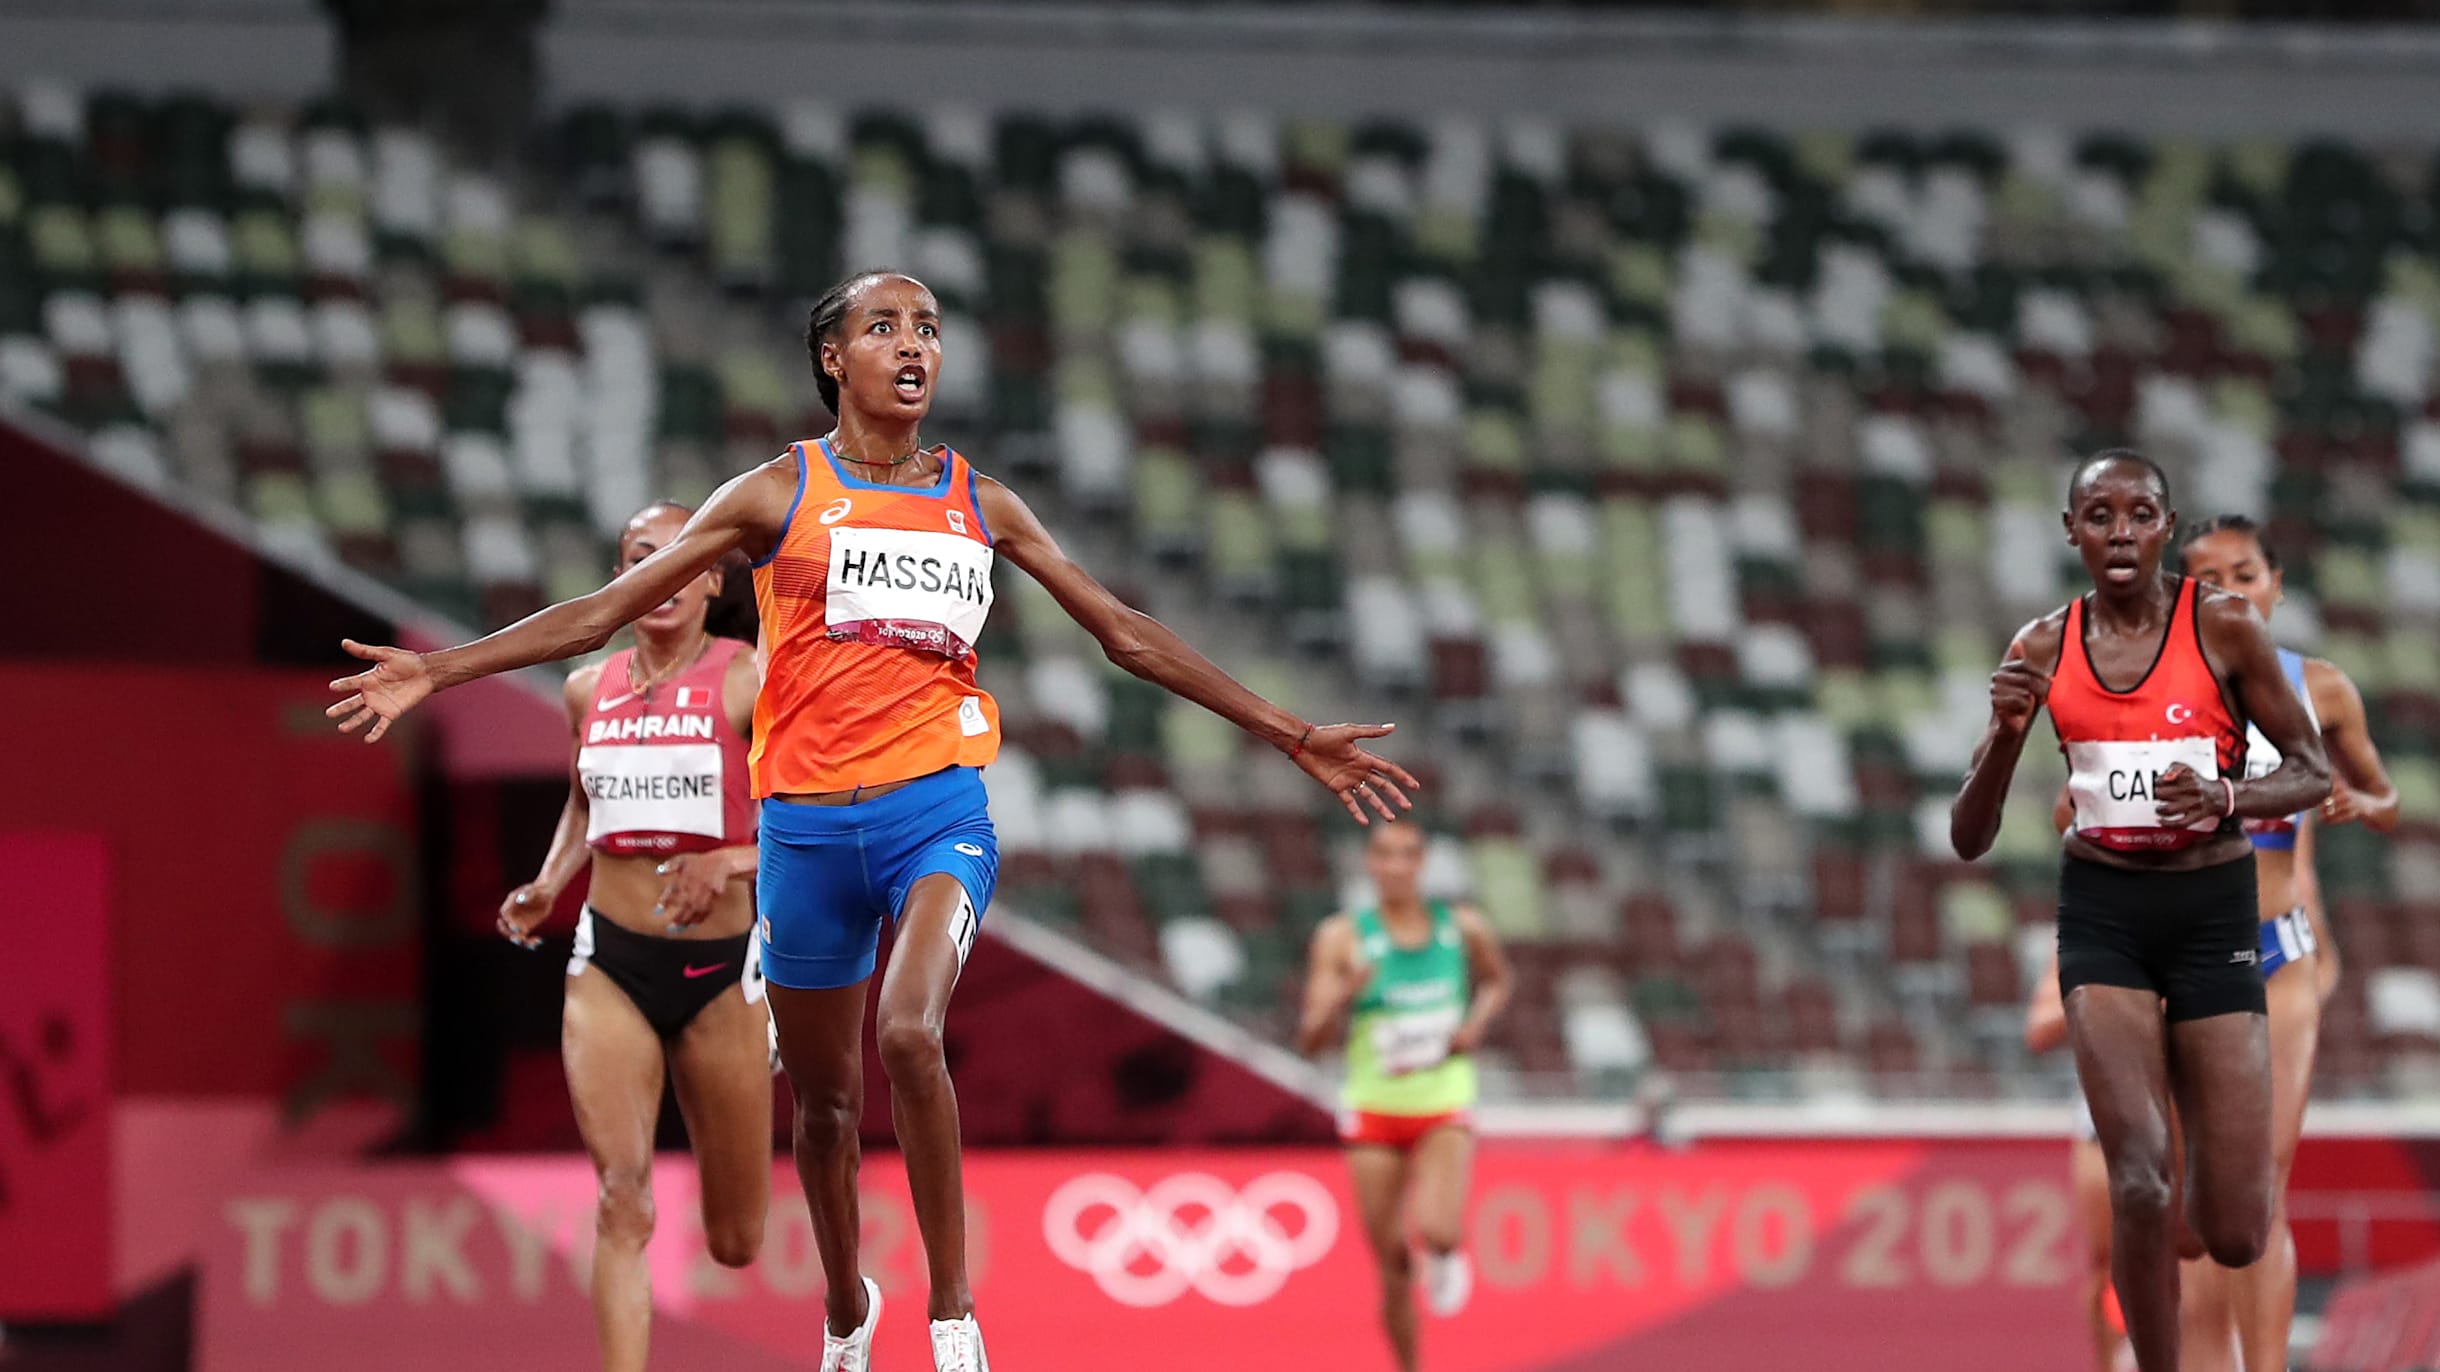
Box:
[2153,763,2224,828]
[2320,775,2364,826]
[326,639,435,743]
[1447,1021,1484,1056]
[1293,723,1421,825]
[656,853,727,929]
[496,882,555,949]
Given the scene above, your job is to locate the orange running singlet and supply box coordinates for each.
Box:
[2046,575,2246,852]
[749,438,1002,796]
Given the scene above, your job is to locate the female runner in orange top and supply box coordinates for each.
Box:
[329,270,1418,1372]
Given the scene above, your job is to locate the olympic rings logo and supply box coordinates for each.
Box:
[1041,1172,1340,1308]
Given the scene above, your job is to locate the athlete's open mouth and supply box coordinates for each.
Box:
[893,365,928,401]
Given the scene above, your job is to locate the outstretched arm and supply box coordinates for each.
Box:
[2307,659,2399,833]
[1952,618,2060,861]
[328,459,796,741]
[978,475,1419,823]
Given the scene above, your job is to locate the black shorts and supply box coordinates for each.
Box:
[2057,853,2267,1022]
[569,907,761,1039]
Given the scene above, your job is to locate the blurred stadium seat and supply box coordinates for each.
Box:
[11,83,2440,1101]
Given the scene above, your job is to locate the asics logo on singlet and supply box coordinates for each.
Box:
[2166,702,2197,725]
[1043,1172,1338,1309]
[818,497,854,526]
[954,842,984,857]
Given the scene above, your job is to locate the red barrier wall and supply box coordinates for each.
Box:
[0,666,424,1113]
[0,833,114,1320]
[197,1142,2094,1372]
[0,418,391,668]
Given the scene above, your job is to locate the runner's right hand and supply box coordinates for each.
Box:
[655,853,728,929]
[497,883,553,949]
[327,639,435,743]
[1989,659,2050,733]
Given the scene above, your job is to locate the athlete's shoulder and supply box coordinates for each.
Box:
[973,466,1039,510]
[709,449,810,521]
[2009,607,2070,668]
[564,660,606,717]
[722,635,763,685]
[753,446,808,492]
[1311,910,1356,948]
[2302,654,2365,716]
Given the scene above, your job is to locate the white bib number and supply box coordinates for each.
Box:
[1370,1005,1462,1076]
[825,525,993,657]
[2065,738,2220,842]
[578,742,724,844]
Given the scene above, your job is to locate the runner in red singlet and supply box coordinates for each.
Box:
[494,502,771,1372]
[328,271,1416,1372]
[1950,451,2330,1372]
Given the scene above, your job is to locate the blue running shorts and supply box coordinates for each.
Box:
[756,766,999,990]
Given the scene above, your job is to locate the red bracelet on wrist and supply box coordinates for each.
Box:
[1289,724,1314,760]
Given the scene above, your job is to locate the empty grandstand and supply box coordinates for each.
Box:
[11,58,2440,1109]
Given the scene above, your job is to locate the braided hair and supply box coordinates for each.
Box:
[2185,513,2278,571]
[804,269,913,416]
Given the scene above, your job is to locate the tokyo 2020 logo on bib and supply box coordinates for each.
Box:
[1041,1171,1339,1308]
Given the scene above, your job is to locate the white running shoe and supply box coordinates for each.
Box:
[820,1276,882,1372]
[1423,1250,1473,1317]
[930,1313,991,1372]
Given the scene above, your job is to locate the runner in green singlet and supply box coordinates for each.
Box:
[1296,822,1512,1372]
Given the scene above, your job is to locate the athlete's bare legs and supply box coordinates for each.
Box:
[1349,1143,1419,1372]
[2071,984,2272,1372]
[768,978,874,1340]
[666,985,773,1271]
[2223,959,2319,1370]
[563,970,670,1372]
[2072,1135,2126,1372]
[876,871,979,1322]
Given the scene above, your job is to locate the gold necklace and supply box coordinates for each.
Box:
[627,628,710,699]
[833,438,943,474]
